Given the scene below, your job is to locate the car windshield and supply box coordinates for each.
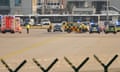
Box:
[83,22,89,25]
[109,26,114,27]
[91,24,98,27]
[43,23,49,25]
[55,25,61,27]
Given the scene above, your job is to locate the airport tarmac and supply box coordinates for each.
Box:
[0,29,120,72]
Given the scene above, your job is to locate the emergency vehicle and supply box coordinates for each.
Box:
[104,22,117,34]
[1,16,22,33]
[63,22,89,33]
[89,22,101,33]
[14,17,22,33]
[116,20,120,32]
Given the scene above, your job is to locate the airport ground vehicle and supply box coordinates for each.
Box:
[89,23,101,33]
[40,18,53,32]
[116,24,120,32]
[53,24,63,32]
[29,19,35,26]
[62,21,69,32]
[78,23,89,33]
[116,21,120,32]
[104,24,117,34]
[63,22,89,33]
[1,16,22,33]
[64,22,75,33]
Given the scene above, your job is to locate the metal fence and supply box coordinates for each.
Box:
[0,54,119,72]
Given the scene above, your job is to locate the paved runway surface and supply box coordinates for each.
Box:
[0,29,120,72]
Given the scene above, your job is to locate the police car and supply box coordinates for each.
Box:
[89,22,101,33]
[53,24,63,32]
[104,22,117,34]
[116,20,120,32]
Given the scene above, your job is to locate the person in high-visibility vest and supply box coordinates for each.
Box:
[26,24,30,34]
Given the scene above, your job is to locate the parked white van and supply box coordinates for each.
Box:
[41,18,52,29]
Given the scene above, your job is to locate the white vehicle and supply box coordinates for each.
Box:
[29,19,35,26]
[41,18,51,25]
[41,18,52,29]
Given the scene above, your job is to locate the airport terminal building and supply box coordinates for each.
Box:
[0,0,120,24]
[0,0,120,15]
[67,0,120,14]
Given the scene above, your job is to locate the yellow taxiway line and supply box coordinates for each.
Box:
[0,34,65,60]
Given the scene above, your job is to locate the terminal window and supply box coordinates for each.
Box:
[0,0,10,6]
[15,0,21,6]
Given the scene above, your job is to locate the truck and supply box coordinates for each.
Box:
[1,15,22,33]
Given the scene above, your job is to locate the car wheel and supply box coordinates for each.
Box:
[89,31,92,34]
[98,31,100,34]
[60,30,63,32]
[67,29,72,33]
[19,32,22,34]
[1,31,6,33]
[105,31,108,34]
[113,31,117,34]
[47,29,51,32]
[11,30,15,33]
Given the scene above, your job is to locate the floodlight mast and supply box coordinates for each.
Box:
[106,0,109,23]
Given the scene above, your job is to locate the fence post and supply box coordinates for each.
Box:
[94,54,118,72]
[0,59,27,72]
[32,58,58,72]
[64,57,89,72]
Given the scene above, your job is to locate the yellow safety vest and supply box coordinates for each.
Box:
[26,24,30,29]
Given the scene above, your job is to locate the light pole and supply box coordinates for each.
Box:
[106,0,109,23]
[41,0,46,14]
